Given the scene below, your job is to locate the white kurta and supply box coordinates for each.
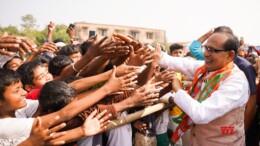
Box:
[159,52,249,124]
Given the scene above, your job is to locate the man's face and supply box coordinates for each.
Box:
[7,58,23,71]
[204,33,233,72]
[32,66,53,89]
[69,52,82,63]
[171,49,184,57]
[1,81,27,111]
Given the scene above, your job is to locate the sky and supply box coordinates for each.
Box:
[1,0,260,45]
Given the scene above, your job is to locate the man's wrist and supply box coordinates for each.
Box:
[46,39,52,42]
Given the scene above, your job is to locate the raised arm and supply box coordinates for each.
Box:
[189,28,214,60]
[46,22,55,42]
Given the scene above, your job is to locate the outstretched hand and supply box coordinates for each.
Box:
[171,75,183,92]
[81,110,111,136]
[128,79,162,107]
[19,116,67,146]
[104,66,139,93]
[37,42,58,55]
[151,43,162,66]
[0,36,37,56]
[116,63,142,77]
[127,45,153,66]
[85,35,110,58]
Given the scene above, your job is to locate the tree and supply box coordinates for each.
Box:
[0,25,20,35]
[21,14,37,30]
[42,24,70,43]
[20,30,45,46]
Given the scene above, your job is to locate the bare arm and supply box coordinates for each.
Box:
[47,22,55,42]
[37,67,135,128]
[69,64,141,94]
[78,56,109,77]
[244,94,257,133]
[0,36,37,56]
[113,81,162,113]
[54,36,112,80]
[50,110,110,144]
[19,116,66,146]
[24,42,57,63]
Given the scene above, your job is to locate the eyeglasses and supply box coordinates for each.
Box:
[201,46,229,54]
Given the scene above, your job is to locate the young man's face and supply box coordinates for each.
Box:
[69,52,82,63]
[7,58,23,71]
[171,49,184,57]
[32,66,53,89]
[1,81,27,111]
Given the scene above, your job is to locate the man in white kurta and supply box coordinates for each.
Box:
[159,32,249,146]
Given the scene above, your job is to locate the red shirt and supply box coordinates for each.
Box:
[26,89,41,100]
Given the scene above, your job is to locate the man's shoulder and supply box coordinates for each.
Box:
[15,100,39,118]
[234,56,253,68]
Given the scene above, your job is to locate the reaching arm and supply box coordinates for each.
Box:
[50,110,110,144]
[24,42,57,63]
[69,64,140,94]
[37,67,136,128]
[78,56,110,77]
[0,36,37,56]
[19,116,66,146]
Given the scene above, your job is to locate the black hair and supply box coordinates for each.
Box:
[48,55,73,76]
[80,41,91,55]
[0,69,21,100]
[16,60,43,86]
[2,56,22,69]
[246,56,256,65]
[57,44,82,57]
[169,43,184,53]
[36,54,52,64]
[38,80,77,113]
[222,32,239,55]
[185,52,194,57]
[214,26,233,35]
[53,38,65,43]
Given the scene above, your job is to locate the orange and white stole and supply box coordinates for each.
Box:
[171,62,234,144]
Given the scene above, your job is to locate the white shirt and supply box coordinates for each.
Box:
[0,100,39,145]
[159,53,249,124]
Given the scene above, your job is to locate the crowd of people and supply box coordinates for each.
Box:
[0,22,259,146]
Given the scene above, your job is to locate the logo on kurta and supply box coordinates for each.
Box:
[220,126,234,135]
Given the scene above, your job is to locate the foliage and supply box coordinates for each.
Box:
[20,29,46,46]
[0,14,70,46]
[42,24,70,43]
[0,25,20,35]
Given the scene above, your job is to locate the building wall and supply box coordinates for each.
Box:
[74,22,166,46]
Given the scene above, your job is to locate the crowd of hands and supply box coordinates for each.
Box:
[0,22,183,145]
